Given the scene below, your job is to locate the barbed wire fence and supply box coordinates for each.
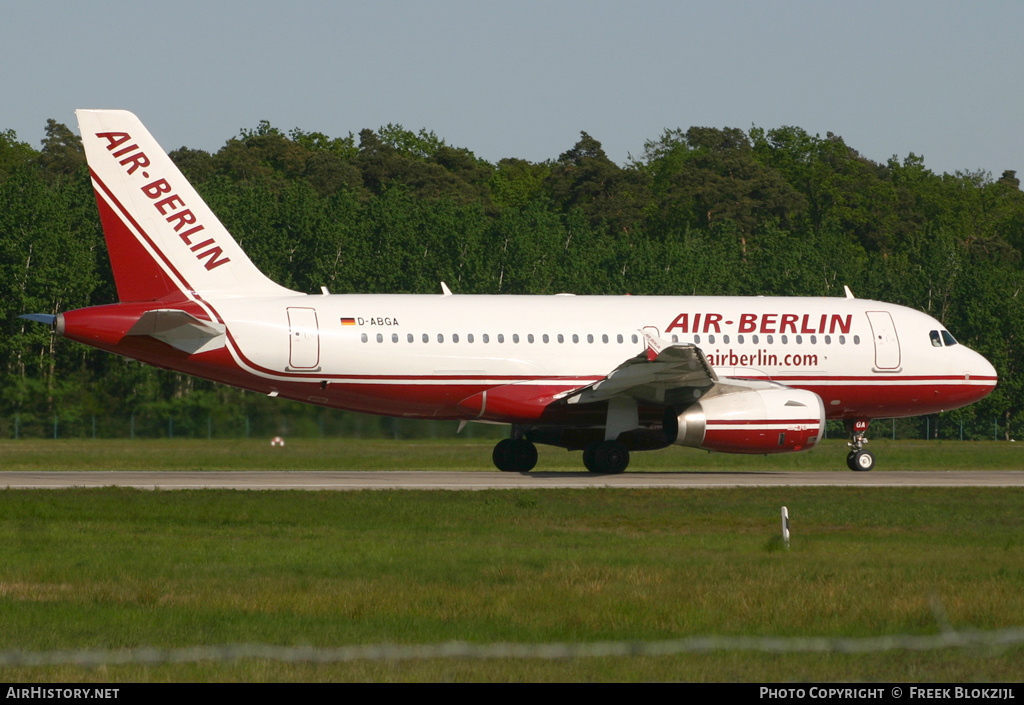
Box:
[2,627,1023,667]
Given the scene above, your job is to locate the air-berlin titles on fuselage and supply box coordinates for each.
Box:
[95,131,230,271]
[666,312,852,335]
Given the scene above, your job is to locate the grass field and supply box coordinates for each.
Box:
[0,439,1022,682]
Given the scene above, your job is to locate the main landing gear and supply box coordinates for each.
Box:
[491,438,631,474]
[582,440,630,474]
[492,437,538,473]
[490,433,631,474]
[845,419,875,471]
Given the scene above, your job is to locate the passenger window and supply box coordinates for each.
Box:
[543,334,549,343]
[483,333,490,343]
[602,334,609,343]
[527,334,534,343]
[572,334,579,344]
[617,334,623,344]
[558,334,564,344]
[752,335,759,345]
[941,330,958,347]
[723,335,730,344]
[407,333,413,343]
[422,333,429,343]
[361,333,368,343]
[631,334,639,344]
[498,334,504,343]
[513,334,520,344]
[708,335,715,344]
[392,333,398,343]
[437,334,444,343]
[853,335,860,345]
[452,334,459,343]
[376,333,383,343]
[780,335,787,344]
[467,333,474,343]
[587,334,594,344]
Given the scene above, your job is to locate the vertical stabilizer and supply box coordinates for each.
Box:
[76,109,296,302]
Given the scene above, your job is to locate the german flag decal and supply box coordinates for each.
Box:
[341,317,356,326]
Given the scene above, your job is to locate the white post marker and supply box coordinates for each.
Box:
[781,506,790,548]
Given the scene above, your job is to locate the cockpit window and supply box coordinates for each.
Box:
[929,330,942,347]
[941,330,958,347]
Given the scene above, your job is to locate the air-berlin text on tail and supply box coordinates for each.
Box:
[667,312,852,335]
[95,131,230,271]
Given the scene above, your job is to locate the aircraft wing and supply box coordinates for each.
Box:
[564,330,720,407]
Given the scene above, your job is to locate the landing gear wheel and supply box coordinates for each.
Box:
[583,441,630,474]
[492,438,538,473]
[847,450,875,472]
[844,419,873,472]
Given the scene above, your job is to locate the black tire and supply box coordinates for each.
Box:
[493,438,537,472]
[847,450,875,472]
[513,439,538,472]
[587,441,630,474]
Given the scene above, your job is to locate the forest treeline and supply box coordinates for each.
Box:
[0,118,1021,439]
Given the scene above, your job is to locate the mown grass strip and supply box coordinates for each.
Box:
[1,485,1023,681]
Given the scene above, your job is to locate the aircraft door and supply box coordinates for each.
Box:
[287,307,320,370]
[866,311,901,370]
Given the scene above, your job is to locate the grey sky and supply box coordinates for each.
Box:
[3,0,1021,177]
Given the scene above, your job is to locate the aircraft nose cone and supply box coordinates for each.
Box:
[972,347,997,381]
[965,347,998,402]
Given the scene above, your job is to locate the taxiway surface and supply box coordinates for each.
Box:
[2,470,1023,490]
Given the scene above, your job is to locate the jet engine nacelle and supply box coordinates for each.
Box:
[664,383,825,454]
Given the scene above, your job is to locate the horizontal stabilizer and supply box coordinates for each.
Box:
[127,309,226,355]
[19,313,57,326]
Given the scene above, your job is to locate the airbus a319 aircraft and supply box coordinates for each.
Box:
[24,110,998,473]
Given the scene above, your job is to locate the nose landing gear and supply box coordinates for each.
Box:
[845,419,875,471]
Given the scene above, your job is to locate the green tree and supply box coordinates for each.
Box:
[546,132,651,236]
[37,119,84,182]
[643,127,804,248]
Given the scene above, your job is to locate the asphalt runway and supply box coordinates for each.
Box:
[2,470,1023,490]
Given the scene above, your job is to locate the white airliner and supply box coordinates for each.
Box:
[24,110,998,473]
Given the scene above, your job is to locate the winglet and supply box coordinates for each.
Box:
[441,282,453,296]
[641,328,665,361]
[844,285,855,299]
